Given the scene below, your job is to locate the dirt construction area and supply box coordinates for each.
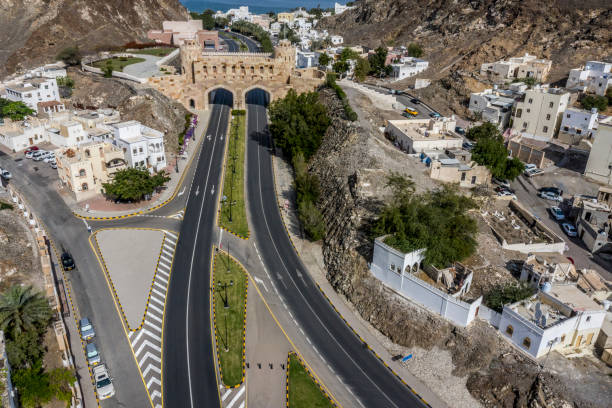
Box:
[0,190,44,292]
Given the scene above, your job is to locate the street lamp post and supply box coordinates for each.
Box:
[217,279,233,309]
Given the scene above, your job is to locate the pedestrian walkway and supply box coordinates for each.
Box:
[127,230,178,408]
[220,384,246,408]
[122,54,163,78]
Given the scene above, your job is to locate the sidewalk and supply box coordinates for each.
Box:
[71,109,210,217]
[271,152,450,408]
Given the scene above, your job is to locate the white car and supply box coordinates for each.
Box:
[31,150,46,161]
[539,191,563,202]
[524,168,543,178]
[549,206,565,221]
[43,154,55,163]
[562,223,577,237]
[25,151,34,159]
[93,365,115,400]
[0,169,12,180]
[497,190,517,200]
[524,163,537,171]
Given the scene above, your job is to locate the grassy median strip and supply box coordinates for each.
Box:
[220,110,249,238]
[213,251,247,387]
[288,354,334,408]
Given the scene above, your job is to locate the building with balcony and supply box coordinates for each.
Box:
[111,121,166,172]
[3,77,61,113]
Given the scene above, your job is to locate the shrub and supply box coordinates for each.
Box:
[407,43,423,58]
[0,201,14,210]
[102,168,170,202]
[581,94,608,112]
[325,73,358,121]
[56,46,81,65]
[485,282,535,313]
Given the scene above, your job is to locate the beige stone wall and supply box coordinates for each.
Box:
[148,39,324,110]
[430,162,491,188]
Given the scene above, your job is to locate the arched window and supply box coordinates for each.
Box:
[85,149,91,158]
[505,325,513,336]
[412,263,418,272]
[522,337,531,349]
[189,99,195,108]
[79,169,86,177]
[81,183,88,191]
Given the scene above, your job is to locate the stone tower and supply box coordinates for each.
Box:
[180,38,201,81]
[274,39,296,68]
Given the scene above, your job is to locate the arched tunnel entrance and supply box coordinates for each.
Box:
[208,88,234,108]
[245,88,270,107]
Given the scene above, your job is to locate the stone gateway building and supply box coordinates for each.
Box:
[148,39,325,110]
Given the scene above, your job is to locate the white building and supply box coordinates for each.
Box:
[519,253,577,289]
[370,236,482,327]
[385,117,462,153]
[270,22,282,35]
[480,54,552,82]
[111,121,166,172]
[46,121,88,147]
[499,284,607,358]
[512,85,570,141]
[585,123,612,186]
[557,107,599,144]
[226,6,250,21]
[330,35,344,45]
[296,50,318,68]
[469,87,520,129]
[4,77,61,113]
[390,58,429,81]
[26,64,67,80]
[0,119,48,152]
[566,61,612,96]
[334,2,355,15]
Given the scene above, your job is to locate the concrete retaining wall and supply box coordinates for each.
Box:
[156,48,180,67]
[81,57,148,84]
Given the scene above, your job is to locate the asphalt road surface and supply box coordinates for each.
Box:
[245,88,428,408]
[163,89,232,408]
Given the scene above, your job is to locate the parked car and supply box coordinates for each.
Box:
[24,146,39,153]
[492,178,511,188]
[0,169,12,180]
[495,186,515,194]
[61,252,75,270]
[86,343,101,365]
[411,98,420,104]
[497,190,517,199]
[454,126,466,135]
[549,206,565,221]
[79,318,95,340]
[429,112,441,118]
[462,141,474,150]
[25,151,34,159]
[32,150,47,161]
[43,153,55,163]
[50,162,57,169]
[524,168,543,177]
[562,223,577,237]
[539,191,563,202]
[93,365,115,400]
[405,107,418,116]
[539,187,563,196]
[524,163,537,171]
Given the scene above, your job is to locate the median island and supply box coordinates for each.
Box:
[287,353,334,408]
[213,250,247,387]
[220,110,249,238]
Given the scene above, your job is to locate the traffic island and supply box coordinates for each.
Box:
[286,352,335,408]
[213,250,248,387]
[220,110,249,239]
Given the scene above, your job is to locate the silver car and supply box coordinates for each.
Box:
[93,364,115,400]
[86,342,101,365]
[79,317,95,340]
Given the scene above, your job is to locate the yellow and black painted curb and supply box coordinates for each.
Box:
[72,122,206,221]
[266,124,432,408]
[47,234,103,408]
[314,284,433,408]
[91,227,173,333]
[216,112,250,240]
[211,248,248,389]
[285,351,337,408]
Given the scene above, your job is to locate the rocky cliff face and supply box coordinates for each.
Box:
[311,89,611,407]
[67,68,188,149]
[320,0,611,115]
[0,0,188,77]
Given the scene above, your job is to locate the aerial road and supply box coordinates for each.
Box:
[245,88,429,408]
[163,90,231,408]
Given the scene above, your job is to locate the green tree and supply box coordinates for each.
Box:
[230,20,273,52]
[298,200,326,241]
[0,285,51,336]
[333,60,349,76]
[13,364,53,408]
[103,60,113,78]
[55,76,74,88]
[407,43,423,58]
[5,330,45,369]
[485,282,535,313]
[0,99,35,121]
[353,57,370,82]
[191,9,216,30]
[56,46,81,65]
[468,123,524,180]
[581,94,608,112]
[339,47,360,61]
[102,168,170,202]
[318,52,331,67]
[48,367,76,404]
[368,47,392,77]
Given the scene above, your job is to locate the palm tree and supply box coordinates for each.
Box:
[0,285,52,335]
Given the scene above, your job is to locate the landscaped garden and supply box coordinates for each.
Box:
[92,56,145,72]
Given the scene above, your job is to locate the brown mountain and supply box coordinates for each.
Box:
[320,0,611,114]
[0,0,188,77]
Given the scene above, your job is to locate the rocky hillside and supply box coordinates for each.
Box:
[321,0,611,115]
[67,68,188,149]
[309,88,611,408]
[0,0,188,77]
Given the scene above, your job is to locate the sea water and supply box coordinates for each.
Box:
[181,0,337,14]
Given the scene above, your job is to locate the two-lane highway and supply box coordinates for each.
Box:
[246,89,428,408]
[163,90,232,407]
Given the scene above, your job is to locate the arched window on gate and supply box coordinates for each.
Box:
[189,99,195,108]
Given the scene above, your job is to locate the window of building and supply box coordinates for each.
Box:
[139,147,143,153]
[390,264,395,272]
[522,337,531,348]
[79,169,86,177]
[85,149,91,158]
[528,98,533,104]
[461,172,466,181]
[566,113,571,118]
[471,176,477,184]
[522,122,528,128]
[526,108,531,113]
[549,102,554,108]
[133,148,137,154]
[586,316,591,322]
[505,325,513,336]
[561,334,566,343]
[563,126,569,131]
[543,126,548,133]
[576,129,582,134]
[546,114,551,120]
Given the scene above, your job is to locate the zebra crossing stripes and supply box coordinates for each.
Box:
[168,209,185,220]
[220,384,246,408]
[129,230,177,408]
